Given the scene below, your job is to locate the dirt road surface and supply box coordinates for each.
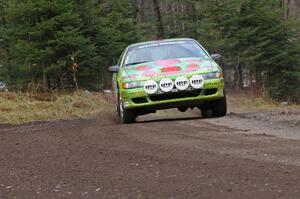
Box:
[0,105,300,198]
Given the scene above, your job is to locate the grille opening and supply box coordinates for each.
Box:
[204,89,218,95]
[150,90,202,101]
[132,97,148,104]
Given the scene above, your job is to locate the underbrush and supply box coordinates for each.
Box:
[227,90,300,113]
[0,91,112,125]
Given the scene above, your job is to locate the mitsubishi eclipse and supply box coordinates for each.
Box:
[109,38,227,123]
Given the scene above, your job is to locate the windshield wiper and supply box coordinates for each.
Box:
[125,61,150,66]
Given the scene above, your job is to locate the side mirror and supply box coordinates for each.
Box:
[211,54,222,61]
[108,65,119,73]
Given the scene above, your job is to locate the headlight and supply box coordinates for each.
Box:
[122,82,144,89]
[203,72,223,79]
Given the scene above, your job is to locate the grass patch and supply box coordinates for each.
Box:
[0,91,112,125]
[227,91,300,113]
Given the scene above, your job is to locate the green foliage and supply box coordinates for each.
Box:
[0,0,299,102]
[1,0,92,90]
[98,0,140,64]
[0,0,140,91]
[184,0,300,102]
[235,0,300,101]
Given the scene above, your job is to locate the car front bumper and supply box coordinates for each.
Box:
[120,78,225,110]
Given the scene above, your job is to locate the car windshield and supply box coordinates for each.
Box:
[124,40,209,66]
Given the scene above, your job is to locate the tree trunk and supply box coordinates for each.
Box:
[234,56,241,90]
[3,48,12,88]
[42,62,47,92]
[286,0,291,19]
[279,0,291,19]
[140,0,145,21]
[153,0,165,39]
[132,0,140,24]
[70,55,79,92]
[73,71,78,92]
[103,0,110,15]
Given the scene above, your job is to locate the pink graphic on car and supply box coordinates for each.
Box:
[156,59,180,67]
[122,57,215,80]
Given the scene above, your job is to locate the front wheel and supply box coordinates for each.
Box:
[210,96,227,117]
[201,103,213,118]
[201,95,227,118]
[118,95,136,124]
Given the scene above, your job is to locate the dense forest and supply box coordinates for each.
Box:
[0,0,300,102]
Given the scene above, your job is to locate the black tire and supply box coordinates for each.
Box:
[117,95,121,117]
[210,96,227,117]
[201,102,213,118]
[117,94,136,124]
[201,94,227,118]
[121,109,136,124]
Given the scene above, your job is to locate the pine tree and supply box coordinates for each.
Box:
[236,0,300,101]
[74,0,141,90]
[190,0,242,87]
[0,0,11,86]
[0,0,299,101]
[4,0,95,91]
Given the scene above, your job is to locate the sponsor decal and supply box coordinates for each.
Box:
[159,78,174,93]
[175,77,189,91]
[144,80,158,94]
[190,75,204,89]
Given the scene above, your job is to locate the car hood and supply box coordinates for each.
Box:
[122,57,219,82]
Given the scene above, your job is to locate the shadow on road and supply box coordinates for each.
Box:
[136,116,203,124]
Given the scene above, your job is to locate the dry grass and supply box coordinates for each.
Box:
[1,90,299,125]
[227,91,300,113]
[0,91,112,125]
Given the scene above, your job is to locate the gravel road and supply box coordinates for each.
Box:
[0,106,300,199]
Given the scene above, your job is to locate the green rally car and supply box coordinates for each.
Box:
[109,38,227,123]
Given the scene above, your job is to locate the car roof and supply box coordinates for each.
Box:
[128,38,196,48]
